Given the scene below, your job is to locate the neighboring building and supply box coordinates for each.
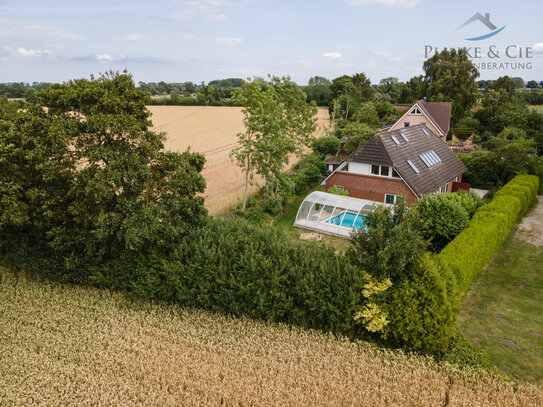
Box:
[324,155,344,173]
[323,124,468,204]
[323,137,352,173]
[388,99,452,140]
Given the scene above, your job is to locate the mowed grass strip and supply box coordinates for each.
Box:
[1,269,542,406]
[458,235,543,382]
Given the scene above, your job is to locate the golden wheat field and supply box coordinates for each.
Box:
[148,106,330,215]
[2,269,542,407]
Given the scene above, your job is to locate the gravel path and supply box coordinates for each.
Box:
[516,196,543,246]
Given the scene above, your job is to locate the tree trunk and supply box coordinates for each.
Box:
[241,156,250,212]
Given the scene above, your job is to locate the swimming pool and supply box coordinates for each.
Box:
[325,211,367,230]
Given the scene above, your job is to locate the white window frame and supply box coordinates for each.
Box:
[384,194,398,204]
[369,164,400,179]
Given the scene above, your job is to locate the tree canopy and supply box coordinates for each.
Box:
[423,49,479,121]
[0,71,207,278]
[230,76,317,210]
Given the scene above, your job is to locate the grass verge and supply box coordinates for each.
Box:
[458,232,543,382]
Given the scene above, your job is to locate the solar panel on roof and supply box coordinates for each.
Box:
[407,159,420,174]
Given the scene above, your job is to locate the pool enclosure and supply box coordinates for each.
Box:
[294,191,384,237]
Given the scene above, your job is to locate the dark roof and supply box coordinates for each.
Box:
[324,155,344,165]
[417,100,452,135]
[379,124,467,196]
[347,135,392,166]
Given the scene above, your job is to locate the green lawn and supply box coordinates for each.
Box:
[529,104,543,111]
[458,232,543,382]
[272,185,351,252]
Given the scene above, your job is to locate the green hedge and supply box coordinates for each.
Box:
[122,216,366,335]
[385,253,456,353]
[476,195,522,228]
[437,175,538,298]
[388,175,539,352]
[511,174,540,196]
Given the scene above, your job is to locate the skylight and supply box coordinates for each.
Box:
[422,128,430,137]
[407,159,420,174]
[400,132,409,142]
[419,150,442,167]
[391,135,400,145]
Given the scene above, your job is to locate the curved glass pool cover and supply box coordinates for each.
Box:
[294,191,384,237]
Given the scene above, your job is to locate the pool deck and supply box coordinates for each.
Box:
[293,218,354,238]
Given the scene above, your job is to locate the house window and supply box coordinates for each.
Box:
[336,185,345,192]
[392,169,401,178]
[385,194,396,204]
[371,165,380,175]
[380,166,390,176]
[404,122,410,127]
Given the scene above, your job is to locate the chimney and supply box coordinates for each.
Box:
[484,13,490,21]
[423,96,427,102]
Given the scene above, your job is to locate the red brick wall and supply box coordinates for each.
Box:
[325,171,418,204]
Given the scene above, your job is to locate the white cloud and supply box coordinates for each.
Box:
[345,0,419,8]
[95,54,121,62]
[23,25,83,39]
[532,42,543,54]
[214,36,243,45]
[323,52,342,59]
[2,46,55,59]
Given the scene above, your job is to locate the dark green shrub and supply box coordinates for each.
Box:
[348,200,427,281]
[311,136,340,156]
[415,194,470,252]
[263,194,285,215]
[303,161,326,183]
[443,190,483,218]
[245,206,266,224]
[246,195,259,209]
[293,174,309,195]
[132,216,365,334]
[385,253,456,353]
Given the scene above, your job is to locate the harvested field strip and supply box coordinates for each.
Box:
[1,269,542,406]
[148,106,330,215]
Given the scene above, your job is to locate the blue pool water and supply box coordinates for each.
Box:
[326,211,367,230]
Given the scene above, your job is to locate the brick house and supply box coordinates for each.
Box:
[388,99,452,141]
[323,124,467,204]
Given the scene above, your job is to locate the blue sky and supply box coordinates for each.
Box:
[1,0,542,85]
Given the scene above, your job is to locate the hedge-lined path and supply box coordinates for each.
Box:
[458,200,543,382]
[516,196,543,246]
